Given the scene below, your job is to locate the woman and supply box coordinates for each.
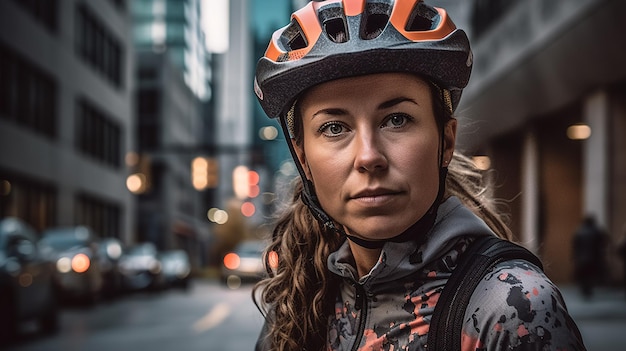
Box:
[252,1,587,350]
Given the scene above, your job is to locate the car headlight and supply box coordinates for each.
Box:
[106,243,122,260]
[56,257,72,273]
[72,253,90,273]
[56,254,91,273]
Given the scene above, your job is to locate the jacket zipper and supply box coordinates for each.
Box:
[350,284,368,351]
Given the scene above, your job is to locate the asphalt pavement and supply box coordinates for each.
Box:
[558,285,626,350]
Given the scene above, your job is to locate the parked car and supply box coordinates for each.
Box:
[97,237,125,298]
[39,226,103,305]
[221,240,269,285]
[118,242,165,292]
[159,249,191,290]
[0,218,58,344]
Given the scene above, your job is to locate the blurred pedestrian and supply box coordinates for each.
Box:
[251,1,586,350]
[618,223,626,298]
[572,215,609,299]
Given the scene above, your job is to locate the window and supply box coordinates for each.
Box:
[138,67,158,81]
[75,98,122,168]
[12,0,58,32]
[137,89,161,151]
[75,4,125,88]
[0,170,57,233]
[165,1,186,20]
[0,43,57,138]
[75,193,121,238]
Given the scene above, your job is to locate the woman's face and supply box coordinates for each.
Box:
[294,73,456,241]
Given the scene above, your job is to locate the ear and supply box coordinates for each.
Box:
[290,138,312,180]
[442,119,457,166]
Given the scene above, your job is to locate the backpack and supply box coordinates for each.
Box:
[427,236,544,351]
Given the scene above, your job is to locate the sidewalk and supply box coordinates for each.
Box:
[558,285,626,350]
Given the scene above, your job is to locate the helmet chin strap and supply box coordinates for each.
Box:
[279,104,449,249]
[279,112,341,233]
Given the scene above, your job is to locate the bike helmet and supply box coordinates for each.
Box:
[254,0,473,247]
[254,0,472,119]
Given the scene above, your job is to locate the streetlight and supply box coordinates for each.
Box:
[567,124,591,140]
[126,173,148,194]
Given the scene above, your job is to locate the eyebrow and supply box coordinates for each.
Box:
[311,97,419,118]
[378,97,419,110]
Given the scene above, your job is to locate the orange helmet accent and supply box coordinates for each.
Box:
[389,1,456,41]
[255,0,472,118]
[264,2,323,62]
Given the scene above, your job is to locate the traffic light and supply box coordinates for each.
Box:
[248,170,260,198]
[192,157,218,191]
[233,166,260,199]
[127,154,151,194]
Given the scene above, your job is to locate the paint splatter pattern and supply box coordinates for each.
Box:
[326,243,586,351]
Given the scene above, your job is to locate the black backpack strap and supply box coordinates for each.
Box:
[427,236,543,351]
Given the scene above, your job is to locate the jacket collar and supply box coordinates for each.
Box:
[327,196,495,287]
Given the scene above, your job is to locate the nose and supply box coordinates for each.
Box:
[353,132,388,173]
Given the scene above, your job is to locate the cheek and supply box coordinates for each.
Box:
[394,139,441,191]
[395,135,439,167]
[307,150,347,188]
[304,144,349,206]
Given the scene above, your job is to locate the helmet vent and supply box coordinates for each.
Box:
[405,2,441,32]
[362,13,388,39]
[280,19,308,51]
[360,2,392,40]
[319,6,349,43]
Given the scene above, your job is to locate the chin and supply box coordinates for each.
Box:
[344,217,415,241]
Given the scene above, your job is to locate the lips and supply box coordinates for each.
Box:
[350,188,402,200]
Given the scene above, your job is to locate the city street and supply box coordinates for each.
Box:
[1,0,625,350]
[6,280,265,351]
[560,286,626,351]
[5,280,626,351]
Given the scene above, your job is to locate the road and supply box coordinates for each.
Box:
[6,279,265,351]
[559,285,626,351]
[6,280,626,350]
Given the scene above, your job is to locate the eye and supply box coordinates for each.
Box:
[382,113,412,128]
[319,122,348,137]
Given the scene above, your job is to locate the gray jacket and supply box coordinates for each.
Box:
[326,196,585,351]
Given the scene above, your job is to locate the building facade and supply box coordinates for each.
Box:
[133,52,208,264]
[0,0,135,242]
[131,0,212,265]
[131,0,211,102]
[458,0,626,283]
